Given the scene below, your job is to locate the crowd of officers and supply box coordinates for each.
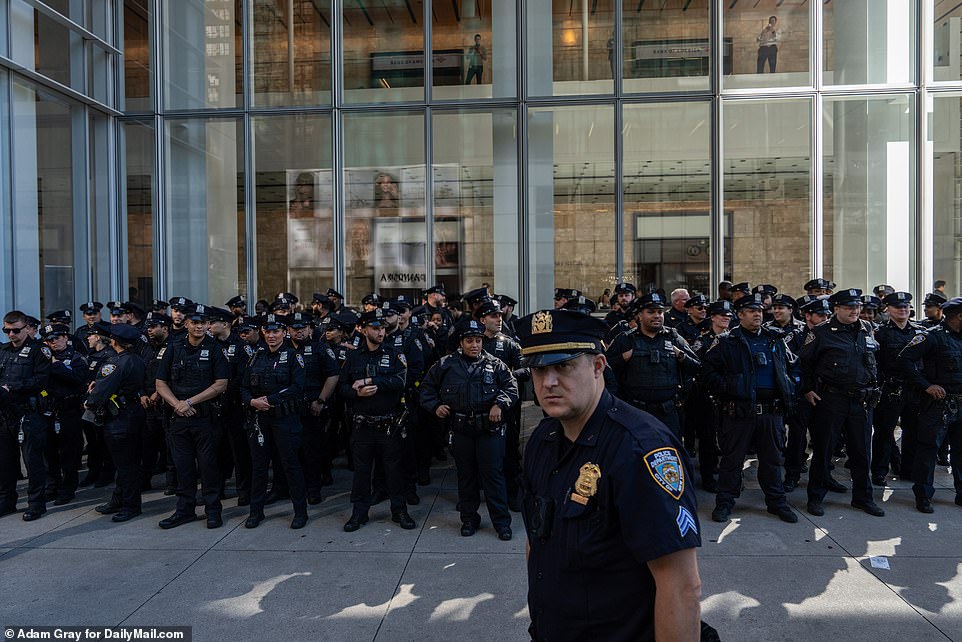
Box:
[1,276,959,535]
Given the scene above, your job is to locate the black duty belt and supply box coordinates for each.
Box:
[354,413,397,431]
[821,384,871,399]
[722,399,784,417]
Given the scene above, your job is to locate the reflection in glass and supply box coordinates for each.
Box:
[431,1,517,100]
[823,96,915,290]
[933,3,962,82]
[824,1,915,85]
[623,102,711,296]
[432,110,519,297]
[929,96,962,294]
[162,0,243,109]
[526,0,614,96]
[125,121,154,307]
[165,118,245,303]
[89,113,112,300]
[124,0,152,111]
[253,0,332,107]
[528,105,614,310]
[621,0,709,93]
[34,9,73,88]
[724,99,811,292]
[343,1,425,104]
[254,114,333,297]
[723,1,810,89]
[343,113,425,304]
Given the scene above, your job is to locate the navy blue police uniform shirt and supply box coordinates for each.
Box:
[522,390,701,641]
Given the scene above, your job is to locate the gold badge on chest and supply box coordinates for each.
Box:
[571,462,601,505]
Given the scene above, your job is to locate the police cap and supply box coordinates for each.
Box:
[361,292,383,307]
[358,308,386,327]
[462,287,491,306]
[270,297,294,312]
[424,284,445,296]
[629,291,667,313]
[89,321,114,338]
[455,319,485,340]
[475,299,503,318]
[329,311,359,331]
[312,292,331,305]
[828,289,863,306]
[237,316,259,332]
[287,312,313,328]
[40,323,70,339]
[873,284,895,297]
[496,294,518,308]
[46,310,71,322]
[225,295,246,308]
[259,314,287,331]
[145,312,172,327]
[184,304,210,322]
[150,299,169,312]
[613,282,636,295]
[125,302,145,319]
[801,297,832,315]
[924,291,948,307]
[941,297,962,315]
[109,323,143,344]
[882,292,912,307]
[730,282,751,295]
[380,300,400,316]
[80,301,104,313]
[771,294,797,309]
[685,294,709,309]
[276,292,299,305]
[735,293,766,310]
[860,295,882,310]
[707,300,735,316]
[752,284,778,296]
[804,278,835,292]
[393,295,415,311]
[168,297,193,311]
[553,288,582,301]
[207,307,233,323]
[107,301,129,314]
[516,309,607,367]
[563,295,596,315]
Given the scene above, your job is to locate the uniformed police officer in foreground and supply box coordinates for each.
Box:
[896,297,962,513]
[420,319,518,539]
[241,314,309,529]
[517,309,702,641]
[0,310,51,520]
[703,294,798,524]
[86,323,146,523]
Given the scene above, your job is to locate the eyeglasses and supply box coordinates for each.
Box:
[692,305,707,311]
[2,326,25,334]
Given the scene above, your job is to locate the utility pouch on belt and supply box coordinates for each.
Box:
[523,495,555,540]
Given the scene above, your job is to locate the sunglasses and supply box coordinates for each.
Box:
[2,326,25,334]
[691,305,707,311]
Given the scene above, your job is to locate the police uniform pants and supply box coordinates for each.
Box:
[871,391,915,479]
[452,428,510,529]
[169,414,223,516]
[300,408,329,497]
[247,414,306,515]
[44,409,84,498]
[911,401,962,500]
[503,405,522,500]
[141,406,167,487]
[688,391,719,481]
[715,412,788,510]
[635,400,682,439]
[81,418,114,484]
[221,403,251,502]
[784,401,813,480]
[103,409,144,513]
[807,392,873,505]
[350,423,405,515]
[1,413,48,512]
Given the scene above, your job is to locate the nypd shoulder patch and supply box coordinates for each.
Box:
[99,363,116,377]
[295,354,305,368]
[398,353,407,367]
[643,447,685,500]
[905,333,926,348]
[41,346,52,359]
[676,505,698,538]
[804,332,817,346]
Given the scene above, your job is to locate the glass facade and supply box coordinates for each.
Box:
[0,1,960,317]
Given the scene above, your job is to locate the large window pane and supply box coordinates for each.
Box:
[343,1,424,104]
[431,1,517,100]
[933,2,962,82]
[89,113,112,301]
[252,0,332,107]
[254,114,333,298]
[162,0,243,109]
[823,96,915,291]
[724,99,811,292]
[165,118,245,304]
[824,1,915,85]
[622,0,709,93]
[125,121,154,307]
[930,95,962,295]
[124,0,151,112]
[528,105,614,310]
[623,102,711,296]
[432,109,519,298]
[526,0,614,97]
[723,1,810,89]
[344,112,425,304]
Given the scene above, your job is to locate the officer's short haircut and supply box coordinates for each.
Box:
[935,280,946,289]
[3,310,29,326]
[670,288,690,302]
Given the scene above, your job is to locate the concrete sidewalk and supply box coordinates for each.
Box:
[2,456,961,641]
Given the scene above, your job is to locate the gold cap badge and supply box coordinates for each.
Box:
[532,310,553,335]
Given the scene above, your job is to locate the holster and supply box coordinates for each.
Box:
[522,494,555,541]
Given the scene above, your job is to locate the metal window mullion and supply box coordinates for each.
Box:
[243,0,256,300]
[0,57,120,115]
[424,106,434,290]
[332,0,345,295]
[710,0,723,296]
[613,0,623,285]
[72,103,90,306]
[150,0,166,297]
[917,0,930,303]
[517,0,527,313]
[424,0,431,104]
[110,113,124,300]
[811,0,824,279]
[20,0,122,55]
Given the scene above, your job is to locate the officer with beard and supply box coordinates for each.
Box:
[603,282,636,328]
[140,312,173,493]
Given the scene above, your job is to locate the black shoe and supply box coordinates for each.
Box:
[95,502,121,515]
[826,477,847,493]
[53,494,75,506]
[141,480,153,491]
[22,508,46,522]
[405,491,420,506]
[290,514,308,530]
[112,510,141,523]
[94,477,112,488]
[237,496,250,507]
[417,472,431,486]
[508,493,523,513]
[45,489,59,501]
[497,526,513,541]
[159,512,199,529]
[245,512,266,529]
[956,494,962,507]
[0,505,17,518]
[460,522,477,537]
[871,475,886,486]
[916,498,934,514]
[392,512,416,530]
[711,505,731,522]
[206,514,223,529]
[783,477,798,493]
[890,462,901,475]
[807,500,824,516]
[321,473,334,487]
[163,487,176,496]
[307,493,323,506]
[851,500,885,517]
[343,513,369,532]
[371,491,389,505]
[767,505,799,523]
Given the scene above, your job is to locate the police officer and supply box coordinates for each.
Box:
[605,292,700,438]
[603,282,636,328]
[45,309,87,356]
[140,312,173,493]
[860,295,883,328]
[553,288,581,310]
[496,294,519,340]
[168,297,193,343]
[155,304,230,529]
[804,278,836,296]
[870,292,924,486]
[703,294,798,523]
[729,282,751,303]
[920,291,947,328]
[288,311,339,505]
[81,322,116,488]
[751,284,777,324]
[421,318,518,539]
[226,295,247,328]
[517,309,702,640]
[39,323,88,506]
[764,294,804,338]
[241,314,309,529]
[896,297,962,513]
[326,288,344,313]
[86,323,146,523]
[0,311,51,520]
[75,301,104,347]
[339,308,415,532]
[676,294,709,344]
[665,289,691,328]
[800,288,884,517]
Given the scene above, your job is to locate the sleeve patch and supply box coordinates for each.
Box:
[905,334,926,348]
[41,346,52,359]
[676,505,698,537]
[643,447,685,500]
[398,353,407,367]
[99,364,116,377]
[295,354,305,368]
[804,332,817,346]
